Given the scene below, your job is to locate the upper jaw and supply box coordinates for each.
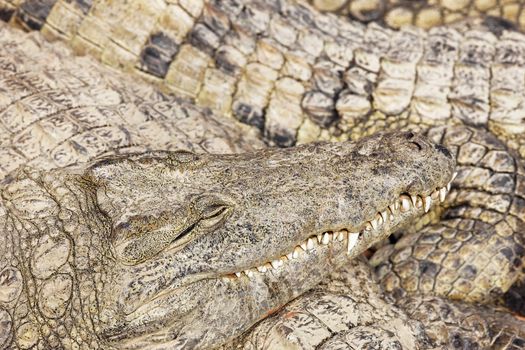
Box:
[227,175,456,280]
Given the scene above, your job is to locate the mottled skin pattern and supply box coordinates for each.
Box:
[0,23,457,349]
[310,0,525,30]
[226,258,525,349]
[0,0,525,349]
[1,0,525,158]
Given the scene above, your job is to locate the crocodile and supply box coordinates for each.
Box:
[309,0,525,31]
[1,0,525,159]
[0,22,457,349]
[0,0,524,349]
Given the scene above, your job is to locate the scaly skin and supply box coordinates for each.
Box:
[371,126,525,305]
[309,0,525,30]
[223,125,525,350]
[1,0,525,348]
[228,257,525,349]
[0,23,455,349]
[1,0,525,158]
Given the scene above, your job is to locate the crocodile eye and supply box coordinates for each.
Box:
[196,197,232,220]
[112,194,233,265]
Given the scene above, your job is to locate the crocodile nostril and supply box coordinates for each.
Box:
[404,132,415,139]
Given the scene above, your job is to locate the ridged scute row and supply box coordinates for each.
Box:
[1,0,524,155]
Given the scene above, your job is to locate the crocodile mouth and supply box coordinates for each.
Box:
[228,177,455,279]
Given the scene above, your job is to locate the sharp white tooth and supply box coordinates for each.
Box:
[235,272,241,278]
[389,204,396,214]
[286,252,294,260]
[306,238,315,250]
[347,232,359,254]
[316,234,322,243]
[257,266,267,273]
[300,243,307,250]
[370,218,378,230]
[321,232,331,245]
[245,270,253,278]
[293,246,302,258]
[447,182,451,191]
[410,195,418,207]
[400,195,411,212]
[451,171,458,181]
[431,190,439,200]
[415,196,423,209]
[336,231,345,241]
[265,263,273,270]
[365,222,372,231]
[380,211,388,223]
[439,187,447,202]
[424,196,432,213]
[394,201,400,211]
[271,260,281,269]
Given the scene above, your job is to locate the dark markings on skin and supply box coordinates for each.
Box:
[0,7,15,21]
[215,48,241,76]
[264,128,296,148]
[232,102,265,131]
[18,0,57,30]
[481,16,518,36]
[505,279,525,316]
[188,23,220,56]
[139,32,179,78]
[434,144,452,159]
[74,0,93,15]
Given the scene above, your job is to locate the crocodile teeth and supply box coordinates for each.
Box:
[271,260,282,269]
[400,195,411,212]
[370,218,379,230]
[439,187,447,202]
[232,185,453,278]
[410,195,418,207]
[293,246,302,258]
[388,204,396,215]
[347,232,359,254]
[376,213,383,226]
[306,238,315,250]
[424,196,432,213]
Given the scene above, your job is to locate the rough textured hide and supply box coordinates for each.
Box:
[1,0,525,156]
[0,0,524,349]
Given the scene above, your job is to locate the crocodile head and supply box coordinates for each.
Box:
[66,131,451,349]
[0,131,451,349]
